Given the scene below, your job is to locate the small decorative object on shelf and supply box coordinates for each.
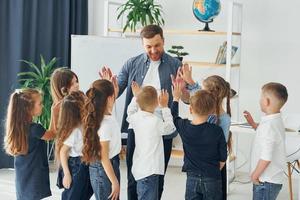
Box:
[215,41,238,64]
[117,0,165,33]
[192,0,221,32]
[167,45,189,61]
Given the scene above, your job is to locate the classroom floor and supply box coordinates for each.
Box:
[0,160,298,200]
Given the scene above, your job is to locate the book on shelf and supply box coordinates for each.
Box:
[215,41,238,64]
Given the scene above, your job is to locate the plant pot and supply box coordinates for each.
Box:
[175,57,183,61]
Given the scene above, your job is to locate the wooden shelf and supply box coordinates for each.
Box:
[185,61,240,68]
[108,28,241,36]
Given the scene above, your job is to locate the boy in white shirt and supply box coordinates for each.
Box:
[127,82,176,200]
[244,82,288,200]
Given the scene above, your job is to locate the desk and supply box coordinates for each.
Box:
[230,126,300,200]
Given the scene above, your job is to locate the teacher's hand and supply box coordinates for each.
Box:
[99,66,113,80]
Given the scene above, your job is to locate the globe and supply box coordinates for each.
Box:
[192,0,221,31]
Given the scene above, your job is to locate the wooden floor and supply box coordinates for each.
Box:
[0,160,297,200]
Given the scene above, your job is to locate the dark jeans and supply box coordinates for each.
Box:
[126,129,173,200]
[253,182,282,200]
[61,157,93,200]
[89,155,120,200]
[137,174,159,200]
[185,172,222,200]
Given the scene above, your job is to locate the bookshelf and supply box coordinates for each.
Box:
[108,28,241,36]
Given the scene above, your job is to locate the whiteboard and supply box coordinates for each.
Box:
[71,35,143,130]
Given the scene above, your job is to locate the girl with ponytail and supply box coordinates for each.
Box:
[4,88,56,200]
[82,79,121,200]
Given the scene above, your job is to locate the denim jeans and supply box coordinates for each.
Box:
[126,129,173,200]
[137,174,159,200]
[253,182,282,200]
[61,157,93,200]
[185,172,222,200]
[89,155,120,200]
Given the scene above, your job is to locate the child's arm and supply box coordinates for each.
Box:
[251,160,271,184]
[219,162,226,170]
[42,101,61,140]
[218,129,227,167]
[251,130,276,184]
[60,145,72,189]
[100,141,120,200]
[243,111,258,130]
[170,83,185,132]
[126,82,140,123]
[158,90,176,135]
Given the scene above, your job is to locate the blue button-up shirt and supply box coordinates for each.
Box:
[117,52,182,138]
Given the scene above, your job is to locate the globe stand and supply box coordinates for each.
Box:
[198,21,214,32]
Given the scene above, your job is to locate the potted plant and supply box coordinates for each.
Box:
[117,0,165,33]
[18,56,57,160]
[18,56,57,129]
[167,45,189,61]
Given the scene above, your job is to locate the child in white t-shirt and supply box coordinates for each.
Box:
[127,82,176,200]
[82,79,121,200]
[56,91,93,200]
[244,82,288,200]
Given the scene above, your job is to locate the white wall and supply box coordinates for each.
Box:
[88,0,300,120]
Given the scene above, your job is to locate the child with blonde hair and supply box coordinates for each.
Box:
[244,82,288,200]
[126,82,176,200]
[4,88,56,200]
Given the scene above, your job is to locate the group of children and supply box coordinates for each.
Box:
[4,64,288,200]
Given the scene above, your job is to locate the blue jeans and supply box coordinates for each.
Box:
[185,172,222,200]
[137,175,159,200]
[253,182,282,200]
[61,157,93,200]
[126,129,173,200]
[89,155,120,200]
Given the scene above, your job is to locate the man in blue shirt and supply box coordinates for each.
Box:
[102,25,181,200]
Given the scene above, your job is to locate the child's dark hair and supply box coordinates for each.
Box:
[55,91,86,162]
[4,88,41,155]
[82,79,114,164]
[50,67,78,103]
[262,82,288,106]
[190,90,216,116]
[136,86,158,111]
[203,75,231,123]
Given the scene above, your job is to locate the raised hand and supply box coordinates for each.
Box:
[180,63,195,85]
[158,89,169,108]
[172,82,182,102]
[131,81,141,97]
[111,75,119,98]
[98,66,113,80]
[171,67,186,91]
[243,110,258,129]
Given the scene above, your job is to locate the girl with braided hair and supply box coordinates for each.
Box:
[82,79,121,200]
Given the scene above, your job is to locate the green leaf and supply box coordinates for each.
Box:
[20,60,42,77]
